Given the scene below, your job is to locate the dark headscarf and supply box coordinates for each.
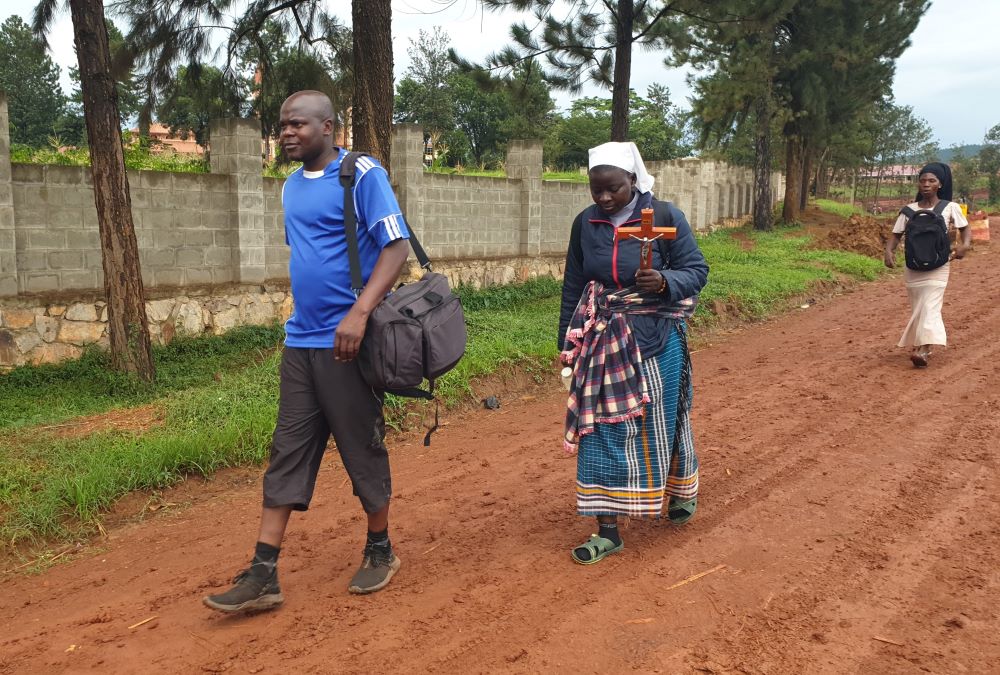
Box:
[916,162,953,201]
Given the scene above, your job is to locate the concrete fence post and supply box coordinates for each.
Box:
[506,140,544,257]
[0,94,17,297]
[210,118,265,284]
[390,124,425,243]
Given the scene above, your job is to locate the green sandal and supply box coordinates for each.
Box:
[668,496,697,525]
[571,534,624,565]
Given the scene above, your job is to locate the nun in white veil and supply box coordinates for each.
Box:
[556,141,709,565]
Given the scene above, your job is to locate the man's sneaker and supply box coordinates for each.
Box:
[348,543,401,594]
[203,562,284,613]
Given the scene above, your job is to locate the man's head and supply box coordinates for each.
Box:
[279,91,336,166]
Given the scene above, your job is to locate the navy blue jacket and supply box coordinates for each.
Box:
[558,192,709,358]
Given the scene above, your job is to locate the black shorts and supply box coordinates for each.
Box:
[263,347,391,513]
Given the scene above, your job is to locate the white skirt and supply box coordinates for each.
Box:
[898,263,949,348]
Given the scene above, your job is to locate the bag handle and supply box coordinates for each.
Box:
[339,151,433,298]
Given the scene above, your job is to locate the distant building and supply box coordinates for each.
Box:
[859,164,921,180]
[128,123,205,155]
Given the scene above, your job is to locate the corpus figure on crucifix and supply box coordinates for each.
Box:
[615,207,677,271]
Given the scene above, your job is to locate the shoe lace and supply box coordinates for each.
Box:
[232,561,273,584]
[364,543,393,568]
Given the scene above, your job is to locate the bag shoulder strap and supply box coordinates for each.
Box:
[900,206,916,219]
[339,151,433,297]
[932,199,949,216]
[339,151,365,296]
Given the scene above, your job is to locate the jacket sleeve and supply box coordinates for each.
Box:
[659,204,709,302]
[558,212,587,350]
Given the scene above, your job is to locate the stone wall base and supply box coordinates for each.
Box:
[0,284,293,369]
[402,254,565,288]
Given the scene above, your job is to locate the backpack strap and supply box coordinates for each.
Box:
[900,206,916,219]
[655,201,675,269]
[932,200,949,216]
[339,151,434,298]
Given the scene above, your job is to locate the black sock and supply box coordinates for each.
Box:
[367,528,390,549]
[573,521,622,562]
[598,522,621,545]
[253,541,280,567]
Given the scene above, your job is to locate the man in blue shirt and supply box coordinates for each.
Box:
[204,91,411,614]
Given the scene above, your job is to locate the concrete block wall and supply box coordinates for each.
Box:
[0,95,781,305]
[10,165,237,294]
[648,159,784,231]
[262,178,290,280]
[539,181,590,255]
[416,173,522,259]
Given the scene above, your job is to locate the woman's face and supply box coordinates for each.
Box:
[918,172,942,200]
[589,166,636,214]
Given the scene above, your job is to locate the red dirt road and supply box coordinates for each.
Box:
[3,247,999,674]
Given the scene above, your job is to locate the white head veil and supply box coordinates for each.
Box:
[587,141,654,194]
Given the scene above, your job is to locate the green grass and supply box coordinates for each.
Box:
[426,166,506,179]
[814,198,864,218]
[0,324,284,431]
[0,240,886,549]
[543,171,589,183]
[695,225,884,320]
[11,144,209,174]
[425,166,589,183]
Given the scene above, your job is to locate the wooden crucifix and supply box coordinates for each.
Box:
[615,208,677,269]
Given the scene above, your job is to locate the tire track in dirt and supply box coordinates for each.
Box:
[1,246,998,674]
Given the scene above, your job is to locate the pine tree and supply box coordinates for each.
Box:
[0,15,65,148]
[776,0,927,222]
[34,0,155,380]
[456,1,702,141]
[672,0,796,230]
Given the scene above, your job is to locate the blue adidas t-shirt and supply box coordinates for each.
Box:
[281,149,409,347]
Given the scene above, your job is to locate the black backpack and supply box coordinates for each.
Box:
[901,200,951,271]
[339,152,467,445]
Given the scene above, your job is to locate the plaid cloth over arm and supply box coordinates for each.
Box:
[560,281,693,453]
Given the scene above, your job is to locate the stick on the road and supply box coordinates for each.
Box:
[872,636,904,646]
[666,564,727,590]
[128,616,158,630]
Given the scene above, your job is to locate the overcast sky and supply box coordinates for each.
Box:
[7,0,998,148]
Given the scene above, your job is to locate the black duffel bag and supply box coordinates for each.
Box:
[339,153,467,444]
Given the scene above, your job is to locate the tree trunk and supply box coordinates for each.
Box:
[352,0,393,166]
[799,140,813,211]
[782,135,804,223]
[609,0,634,141]
[814,147,830,198]
[752,94,773,231]
[69,0,154,381]
[873,164,885,207]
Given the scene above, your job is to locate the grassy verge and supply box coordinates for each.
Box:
[0,324,284,431]
[814,198,864,218]
[0,233,885,548]
[696,225,884,321]
[424,166,589,183]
